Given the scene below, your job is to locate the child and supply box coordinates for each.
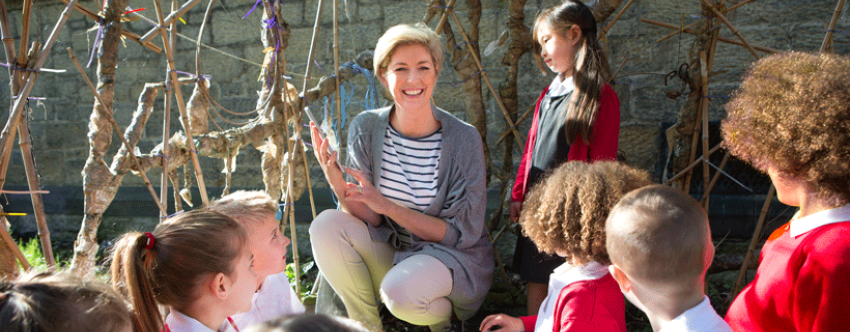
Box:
[480,161,651,332]
[605,185,732,332]
[720,52,850,331]
[0,270,133,332]
[208,190,305,332]
[511,0,620,315]
[110,209,258,332]
[244,314,368,332]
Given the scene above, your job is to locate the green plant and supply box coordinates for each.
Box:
[17,238,46,270]
[286,259,318,305]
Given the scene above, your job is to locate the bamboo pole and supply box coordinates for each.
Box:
[700,151,729,207]
[0,217,30,270]
[152,0,210,206]
[434,0,458,35]
[68,49,168,215]
[700,51,710,206]
[17,118,55,267]
[333,0,341,130]
[0,1,15,69]
[697,0,759,59]
[57,0,162,53]
[300,0,324,110]
[138,0,203,44]
[820,0,846,53]
[642,19,780,54]
[0,0,79,190]
[664,144,721,185]
[14,0,33,99]
[601,0,636,35]
[731,184,776,299]
[655,0,756,43]
[495,104,533,145]
[448,9,525,147]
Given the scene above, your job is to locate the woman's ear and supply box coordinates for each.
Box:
[377,68,388,88]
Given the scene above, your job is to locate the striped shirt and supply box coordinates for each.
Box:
[378,124,442,246]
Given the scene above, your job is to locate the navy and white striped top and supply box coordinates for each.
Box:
[378,124,442,246]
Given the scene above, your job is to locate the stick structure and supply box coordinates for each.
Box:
[731,184,776,299]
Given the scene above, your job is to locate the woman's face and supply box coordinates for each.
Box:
[380,43,438,111]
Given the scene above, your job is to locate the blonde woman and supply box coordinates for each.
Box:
[309,23,493,332]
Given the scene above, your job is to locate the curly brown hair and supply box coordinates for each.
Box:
[721,52,850,206]
[519,161,653,265]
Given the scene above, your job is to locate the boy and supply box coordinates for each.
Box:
[209,190,305,332]
[720,52,850,331]
[606,185,731,332]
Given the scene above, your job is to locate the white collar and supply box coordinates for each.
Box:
[535,261,609,332]
[546,75,575,97]
[659,296,731,332]
[166,309,217,332]
[790,203,850,238]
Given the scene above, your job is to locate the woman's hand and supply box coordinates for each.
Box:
[310,122,344,187]
[343,167,393,215]
[509,201,523,223]
[479,314,524,332]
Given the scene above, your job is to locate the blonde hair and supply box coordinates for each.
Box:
[0,270,132,332]
[373,23,444,77]
[721,52,850,207]
[519,161,652,265]
[606,185,713,287]
[533,0,612,146]
[208,190,278,227]
[109,209,248,332]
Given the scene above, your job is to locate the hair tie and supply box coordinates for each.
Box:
[144,232,155,250]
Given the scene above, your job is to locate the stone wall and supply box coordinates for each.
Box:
[0,0,847,252]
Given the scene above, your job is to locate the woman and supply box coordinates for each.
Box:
[309,23,494,332]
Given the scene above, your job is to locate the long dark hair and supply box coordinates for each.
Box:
[533,0,611,145]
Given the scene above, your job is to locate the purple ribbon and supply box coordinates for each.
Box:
[451,69,483,87]
[243,0,263,18]
[87,19,106,68]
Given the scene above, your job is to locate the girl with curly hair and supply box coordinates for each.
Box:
[480,161,652,332]
[722,52,850,332]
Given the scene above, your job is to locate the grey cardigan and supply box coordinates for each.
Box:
[346,104,494,320]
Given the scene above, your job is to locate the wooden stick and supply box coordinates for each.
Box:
[0,216,30,270]
[300,141,317,219]
[57,0,162,53]
[449,9,525,147]
[603,0,636,33]
[68,48,168,215]
[434,0,458,35]
[700,51,710,207]
[152,0,210,206]
[700,151,729,207]
[664,144,721,185]
[300,0,324,108]
[656,0,756,43]
[642,19,780,54]
[698,0,759,59]
[333,0,341,132]
[0,1,15,68]
[138,0,202,44]
[820,0,846,53]
[495,104,533,145]
[14,0,33,98]
[731,184,775,299]
[17,118,55,267]
[0,0,79,190]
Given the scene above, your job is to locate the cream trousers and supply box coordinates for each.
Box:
[309,210,453,332]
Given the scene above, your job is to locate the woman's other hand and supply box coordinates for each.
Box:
[479,314,524,332]
[342,167,393,215]
[509,201,523,223]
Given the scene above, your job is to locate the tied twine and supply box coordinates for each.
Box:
[144,232,155,250]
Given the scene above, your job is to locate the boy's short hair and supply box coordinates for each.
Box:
[208,190,278,226]
[0,270,133,332]
[606,185,712,286]
[519,161,652,265]
[721,52,850,206]
[244,313,368,332]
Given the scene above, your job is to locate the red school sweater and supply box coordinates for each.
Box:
[725,221,850,332]
[511,84,620,204]
[519,274,626,332]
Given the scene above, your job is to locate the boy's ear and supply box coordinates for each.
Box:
[210,272,230,300]
[609,264,632,293]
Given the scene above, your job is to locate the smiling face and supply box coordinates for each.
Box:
[247,214,289,285]
[379,43,438,112]
[536,23,579,77]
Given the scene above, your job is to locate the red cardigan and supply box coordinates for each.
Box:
[725,221,850,332]
[519,274,626,332]
[511,84,620,203]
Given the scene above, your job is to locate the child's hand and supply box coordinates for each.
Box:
[479,314,524,332]
[509,201,522,223]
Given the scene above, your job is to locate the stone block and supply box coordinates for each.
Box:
[358,4,383,22]
[286,26,320,63]
[304,0,358,26]
[338,21,384,55]
[212,7,261,45]
[281,1,305,27]
[45,122,88,149]
[383,2,424,27]
[619,124,660,172]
